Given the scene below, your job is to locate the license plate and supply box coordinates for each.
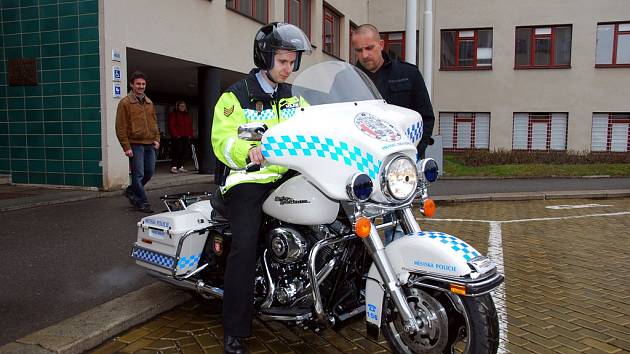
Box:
[149,228,166,240]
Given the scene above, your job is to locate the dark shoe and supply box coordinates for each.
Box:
[224,335,249,354]
[124,187,138,207]
[136,204,154,213]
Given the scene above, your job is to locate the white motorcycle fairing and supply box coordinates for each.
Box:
[364,232,498,330]
[263,175,339,225]
[262,100,422,203]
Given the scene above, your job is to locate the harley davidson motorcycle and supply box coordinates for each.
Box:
[131,61,503,353]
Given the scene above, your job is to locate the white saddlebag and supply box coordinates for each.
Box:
[130,210,210,276]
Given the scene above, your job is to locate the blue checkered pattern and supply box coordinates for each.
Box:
[281,107,297,119]
[406,122,423,142]
[177,253,202,270]
[131,246,175,269]
[244,108,274,121]
[416,231,480,261]
[262,135,382,179]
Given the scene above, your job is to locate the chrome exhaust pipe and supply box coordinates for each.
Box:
[147,270,224,299]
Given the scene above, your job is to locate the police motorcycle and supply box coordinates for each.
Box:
[131,61,503,354]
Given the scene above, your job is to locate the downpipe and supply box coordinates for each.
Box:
[146,269,224,299]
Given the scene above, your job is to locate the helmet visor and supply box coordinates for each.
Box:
[270,23,313,54]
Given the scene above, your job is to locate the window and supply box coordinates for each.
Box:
[285,0,311,39]
[349,22,358,64]
[513,113,567,150]
[439,112,490,150]
[592,113,630,152]
[382,32,405,61]
[226,0,268,24]
[596,22,630,67]
[515,25,572,68]
[441,29,493,70]
[322,4,341,57]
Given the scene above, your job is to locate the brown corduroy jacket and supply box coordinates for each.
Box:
[115,92,160,152]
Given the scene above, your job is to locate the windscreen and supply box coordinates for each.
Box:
[291,61,382,106]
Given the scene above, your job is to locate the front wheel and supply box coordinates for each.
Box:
[382,287,499,354]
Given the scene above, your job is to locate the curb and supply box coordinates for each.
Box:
[433,189,630,203]
[0,283,192,354]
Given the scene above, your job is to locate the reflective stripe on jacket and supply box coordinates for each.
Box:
[211,69,303,193]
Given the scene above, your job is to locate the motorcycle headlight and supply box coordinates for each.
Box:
[381,155,418,201]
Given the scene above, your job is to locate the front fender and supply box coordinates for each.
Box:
[365,231,499,333]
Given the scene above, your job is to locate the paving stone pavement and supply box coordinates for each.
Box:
[91,198,630,354]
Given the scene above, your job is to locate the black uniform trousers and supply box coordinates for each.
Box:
[221,181,276,337]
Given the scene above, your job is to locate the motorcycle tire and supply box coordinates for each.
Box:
[382,287,499,354]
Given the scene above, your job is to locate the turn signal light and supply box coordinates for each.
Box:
[450,283,466,295]
[141,238,153,244]
[422,198,436,217]
[355,217,371,238]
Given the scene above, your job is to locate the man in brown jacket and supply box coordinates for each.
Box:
[115,71,160,213]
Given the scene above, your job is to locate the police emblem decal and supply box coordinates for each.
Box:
[256,101,264,113]
[354,112,401,142]
[224,105,234,117]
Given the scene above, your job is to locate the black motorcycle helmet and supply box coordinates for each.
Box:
[253,22,313,72]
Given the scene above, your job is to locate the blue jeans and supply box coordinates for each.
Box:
[129,144,156,207]
[383,212,404,245]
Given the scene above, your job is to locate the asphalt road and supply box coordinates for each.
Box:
[1,176,629,345]
[0,183,212,346]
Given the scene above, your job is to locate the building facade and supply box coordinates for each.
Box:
[1,0,628,189]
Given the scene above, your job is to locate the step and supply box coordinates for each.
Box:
[0,174,10,185]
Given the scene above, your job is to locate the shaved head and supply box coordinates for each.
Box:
[353,24,381,41]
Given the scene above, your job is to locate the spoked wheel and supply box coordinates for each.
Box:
[382,287,499,354]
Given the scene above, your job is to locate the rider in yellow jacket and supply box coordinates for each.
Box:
[210,22,312,354]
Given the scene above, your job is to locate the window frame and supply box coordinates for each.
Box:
[322,3,342,59]
[285,0,311,40]
[592,113,630,151]
[439,112,491,151]
[440,28,493,71]
[349,21,358,64]
[381,31,406,61]
[596,22,630,68]
[514,25,572,69]
[512,112,568,151]
[226,0,269,25]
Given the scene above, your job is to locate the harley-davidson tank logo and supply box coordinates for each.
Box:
[275,196,310,205]
[354,112,401,142]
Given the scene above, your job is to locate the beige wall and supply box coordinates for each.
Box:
[100,0,368,190]
[432,0,630,150]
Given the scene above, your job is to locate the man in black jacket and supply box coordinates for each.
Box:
[352,24,435,158]
[352,24,435,244]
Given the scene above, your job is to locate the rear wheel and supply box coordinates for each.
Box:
[382,287,499,354]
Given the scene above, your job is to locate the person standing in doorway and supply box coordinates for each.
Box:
[115,71,160,213]
[168,100,193,174]
[352,24,435,244]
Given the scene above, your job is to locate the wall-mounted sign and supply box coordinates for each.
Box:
[113,82,122,98]
[112,65,121,81]
[8,58,38,86]
[112,49,121,61]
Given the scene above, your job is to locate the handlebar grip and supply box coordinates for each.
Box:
[246,162,261,172]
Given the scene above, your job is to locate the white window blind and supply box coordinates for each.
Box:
[513,113,529,149]
[475,113,490,148]
[591,114,608,151]
[531,122,548,150]
[550,113,567,150]
[439,113,454,149]
[456,122,472,148]
[611,123,629,152]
